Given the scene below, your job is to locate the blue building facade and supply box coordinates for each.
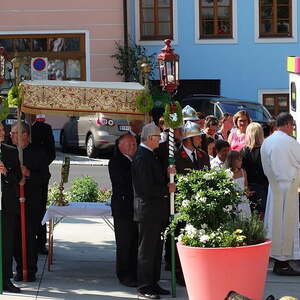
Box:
[128,0,299,116]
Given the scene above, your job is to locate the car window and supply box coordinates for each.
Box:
[182,99,214,115]
[215,104,223,119]
[219,103,270,122]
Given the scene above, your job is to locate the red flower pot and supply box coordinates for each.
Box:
[177,240,271,300]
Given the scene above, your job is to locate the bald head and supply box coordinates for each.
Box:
[118,134,137,158]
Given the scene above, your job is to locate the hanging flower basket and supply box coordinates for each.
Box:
[136,93,154,113]
[163,101,183,129]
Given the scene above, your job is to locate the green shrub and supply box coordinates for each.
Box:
[98,188,112,203]
[170,168,266,248]
[66,176,99,202]
[48,182,64,205]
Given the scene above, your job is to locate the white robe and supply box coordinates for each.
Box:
[261,130,300,261]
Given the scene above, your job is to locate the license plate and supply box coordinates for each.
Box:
[5,119,15,125]
[118,125,131,131]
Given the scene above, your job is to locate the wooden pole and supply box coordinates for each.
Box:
[17,107,28,282]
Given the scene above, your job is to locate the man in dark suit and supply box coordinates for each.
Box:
[31,114,56,255]
[0,122,22,293]
[175,121,210,175]
[11,122,49,282]
[132,123,175,299]
[108,134,138,287]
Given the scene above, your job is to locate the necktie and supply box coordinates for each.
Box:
[191,151,197,167]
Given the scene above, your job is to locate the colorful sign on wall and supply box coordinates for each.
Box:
[31,57,48,80]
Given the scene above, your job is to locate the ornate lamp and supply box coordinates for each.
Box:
[157,39,179,93]
[157,39,181,297]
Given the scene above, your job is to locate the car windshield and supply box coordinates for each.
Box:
[219,102,271,122]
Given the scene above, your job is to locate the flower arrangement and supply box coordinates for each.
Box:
[136,92,154,113]
[171,168,266,248]
[163,101,183,129]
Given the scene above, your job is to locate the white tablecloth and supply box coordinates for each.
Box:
[42,202,111,225]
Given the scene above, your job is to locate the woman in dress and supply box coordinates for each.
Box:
[240,122,268,216]
[206,137,216,162]
[225,150,252,219]
[228,110,251,151]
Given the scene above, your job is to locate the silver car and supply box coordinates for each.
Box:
[60,113,131,158]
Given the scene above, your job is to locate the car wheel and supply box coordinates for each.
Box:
[60,131,69,153]
[86,134,99,158]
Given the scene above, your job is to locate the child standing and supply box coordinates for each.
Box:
[225,151,252,219]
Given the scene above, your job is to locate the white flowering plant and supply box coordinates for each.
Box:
[171,168,265,248]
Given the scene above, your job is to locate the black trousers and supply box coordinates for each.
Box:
[113,217,138,283]
[36,181,49,248]
[14,208,41,276]
[2,211,17,283]
[137,220,165,290]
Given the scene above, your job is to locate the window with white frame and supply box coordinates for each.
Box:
[255,0,297,43]
[259,0,292,38]
[199,0,233,39]
[263,93,289,116]
[0,33,86,80]
[139,0,173,41]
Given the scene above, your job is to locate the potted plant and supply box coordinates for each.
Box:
[170,168,271,300]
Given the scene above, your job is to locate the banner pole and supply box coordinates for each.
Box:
[17,108,28,282]
[168,127,176,297]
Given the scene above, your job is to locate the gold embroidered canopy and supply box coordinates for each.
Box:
[20,80,145,119]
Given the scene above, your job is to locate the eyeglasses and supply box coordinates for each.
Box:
[10,132,18,135]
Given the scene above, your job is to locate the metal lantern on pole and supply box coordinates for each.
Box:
[157,39,180,297]
[157,39,179,94]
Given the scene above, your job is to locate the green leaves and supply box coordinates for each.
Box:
[172,168,266,248]
[111,40,155,82]
[8,86,22,107]
[48,180,112,204]
[66,176,100,203]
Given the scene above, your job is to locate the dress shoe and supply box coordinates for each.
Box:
[138,288,160,299]
[3,280,21,293]
[153,284,170,295]
[39,246,48,255]
[273,261,300,276]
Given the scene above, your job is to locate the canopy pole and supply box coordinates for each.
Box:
[17,109,28,282]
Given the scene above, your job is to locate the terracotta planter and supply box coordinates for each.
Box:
[177,240,271,300]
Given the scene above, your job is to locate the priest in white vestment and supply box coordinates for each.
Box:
[261,112,300,275]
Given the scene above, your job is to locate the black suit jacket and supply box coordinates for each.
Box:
[132,145,168,222]
[23,144,49,211]
[175,146,210,175]
[1,143,22,214]
[31,121,56,166]
[108,151,134,218]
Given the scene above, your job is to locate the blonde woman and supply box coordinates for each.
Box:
[228,110,251,151]
[240,122,268,216]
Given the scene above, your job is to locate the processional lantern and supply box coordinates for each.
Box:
[157,39,181,298]
[157,39,179,94]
